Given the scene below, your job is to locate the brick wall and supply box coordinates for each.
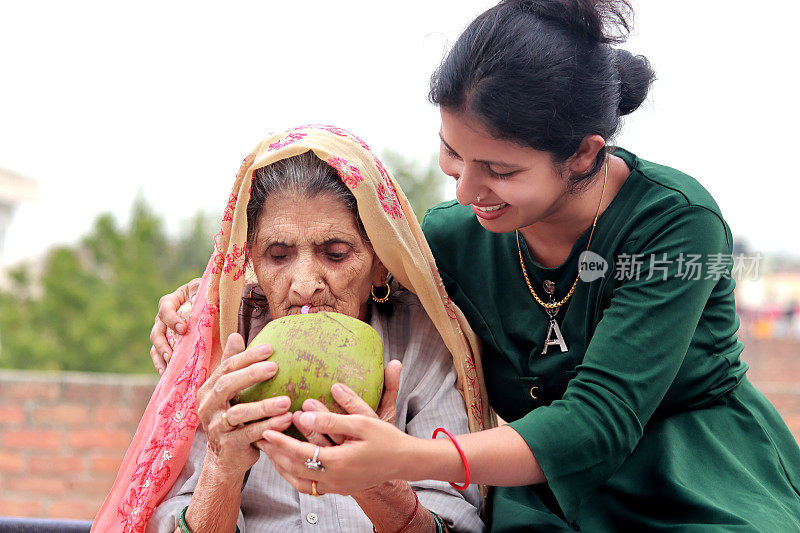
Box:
[0,335,798,521]
[739,332,800,440]
[0,370,157,520]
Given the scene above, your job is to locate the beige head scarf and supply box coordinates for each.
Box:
[93,125,494,532]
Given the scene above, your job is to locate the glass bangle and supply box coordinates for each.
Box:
[179,505,240,533]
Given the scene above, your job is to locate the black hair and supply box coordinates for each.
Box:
[429,0,656,187]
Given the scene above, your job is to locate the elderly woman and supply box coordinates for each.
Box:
[92,126,492,533]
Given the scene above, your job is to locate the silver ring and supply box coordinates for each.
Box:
[305,446,324,472]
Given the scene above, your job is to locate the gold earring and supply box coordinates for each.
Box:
[371,283,390,303]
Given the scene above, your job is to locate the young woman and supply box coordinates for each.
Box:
[154,1,800,530]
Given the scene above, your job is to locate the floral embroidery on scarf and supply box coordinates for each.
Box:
[223,242,248,281]
[375,157,391,182]
[268,132,307,151]
[222,191,238,223]
[463,357,484,427]
[116,303,217,532]
[210,231,225,275]
[327,157,364,189]
[239,153,255,173]
[377,182,403,219]
[443,297,458,320]
[292,124,371,151]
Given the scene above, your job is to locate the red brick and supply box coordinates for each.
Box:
[47,499,98,520]
[30,404,89,426]
[0,404,26,425]
[6,476,67,495]
[0,382,59,401]
[29,454,84,474]
[130,384,157,406]
[0,497,41,517]
[0,450,25,473]
[61,382,126,403]
[91,453,124,474]
[93,405,145,426]
[1,429,61,449]
[65,476,117,498]
[68,428,131,449]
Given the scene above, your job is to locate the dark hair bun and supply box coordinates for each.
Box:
[431,0,656,186]
[615,49,656,115]
[502,0,633,44]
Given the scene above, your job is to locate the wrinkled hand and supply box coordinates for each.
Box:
[149,278,200,374]
[258,360,414,495]
[197,333,292,478]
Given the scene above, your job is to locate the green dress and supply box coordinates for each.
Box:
[422,149,800,531]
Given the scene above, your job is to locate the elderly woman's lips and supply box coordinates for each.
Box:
[291,304,328,314]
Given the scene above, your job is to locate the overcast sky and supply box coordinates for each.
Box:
[1,0,798,265]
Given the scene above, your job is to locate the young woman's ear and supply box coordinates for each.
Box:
[568,134,606,176]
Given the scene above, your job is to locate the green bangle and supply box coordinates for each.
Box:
[178,506,191,533]
[179,505,240,533]
[430,511,446,533]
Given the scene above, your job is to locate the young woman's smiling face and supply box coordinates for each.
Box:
[249,192,387,322]
[438,108,571,234]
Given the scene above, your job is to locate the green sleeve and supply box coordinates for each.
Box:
[508,206,732,520]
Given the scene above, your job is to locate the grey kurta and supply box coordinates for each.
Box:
[147,290,484,533]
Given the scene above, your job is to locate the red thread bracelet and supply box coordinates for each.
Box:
[432,427,471,490]
[372,489,419,533]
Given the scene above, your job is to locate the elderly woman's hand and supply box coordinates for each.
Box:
[197,333,293,478]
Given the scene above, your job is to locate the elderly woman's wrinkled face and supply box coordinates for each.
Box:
[250,192,387,322]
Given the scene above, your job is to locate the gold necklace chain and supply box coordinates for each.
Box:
[516,160,608,310]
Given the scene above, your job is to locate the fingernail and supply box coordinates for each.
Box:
[258,344,273,356]
[262,361,277,373]
[158,368,163,375]
[300,412,316,427]
[275,396,290,408]
[176,322,186,334]
[332,383,345,395]
[261,431,272,443]
[163,352,170,363]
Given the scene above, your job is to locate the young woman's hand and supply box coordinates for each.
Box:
[257,361,416,496]
[149,278,200,374]
[292,359,402,446]
[197,333,292,479]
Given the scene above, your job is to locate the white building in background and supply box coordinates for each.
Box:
[0,168,37,358]
[0,167,38,259]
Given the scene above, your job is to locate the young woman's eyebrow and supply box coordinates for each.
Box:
[439,132,519,168]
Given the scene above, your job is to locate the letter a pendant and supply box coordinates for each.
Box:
[542,309,568,354]
[541,280,568,355]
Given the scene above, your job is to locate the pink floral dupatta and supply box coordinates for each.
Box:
[92,125,494,532]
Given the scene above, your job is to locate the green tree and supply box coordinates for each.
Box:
[381,151,449,221]
[0,153,443,373]
[0,196,215,373]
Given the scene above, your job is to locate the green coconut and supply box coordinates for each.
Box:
[235,311,384,438]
